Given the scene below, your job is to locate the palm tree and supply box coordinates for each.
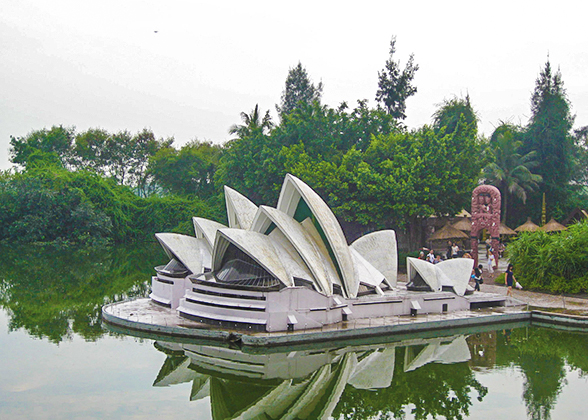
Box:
[484,125,542,223]
[228,104,273,139]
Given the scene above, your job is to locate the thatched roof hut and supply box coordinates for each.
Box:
[428,223,469,241]
[542,218,567,232]
[451,217,472,232]
[499,222,517,236]
[515,218,540,233]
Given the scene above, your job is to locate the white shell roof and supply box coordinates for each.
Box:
[251,206,333,295]
[155,233,209,274]
[213,228,294,287]
[350,248,386,290]
[224,185,258,230]
[435,258,474,296]
[407,257,474,296]
[277,174,358,298]
[407,257,441,292]
[192,217,226,250]
[351,230,397,288]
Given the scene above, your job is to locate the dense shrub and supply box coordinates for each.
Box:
[0,166,224,245]
[506,221,588,293]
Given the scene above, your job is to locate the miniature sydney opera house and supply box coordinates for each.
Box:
[149,174,505,333]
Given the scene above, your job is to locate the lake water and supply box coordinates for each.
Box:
[1,244,588,419]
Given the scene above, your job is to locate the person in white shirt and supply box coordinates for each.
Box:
[427,249,435,263]
[487,252,495,273]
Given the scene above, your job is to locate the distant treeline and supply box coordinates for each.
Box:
[2,41,587,248]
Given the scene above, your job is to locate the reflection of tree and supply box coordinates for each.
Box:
[496,327,580,420]
[334,347,487,420]
[520,354,566,420]
[0,243,163,343]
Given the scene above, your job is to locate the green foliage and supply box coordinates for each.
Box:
[506,221,588,293]
[148,140,222,198]
[524,59,576,217]
[276,62,323,117]
[0,166,222,245]
[375,36,419,120]
[0,168,113,246]
[484,123,542,224]
[10,125,75,169]
[433,94,478,135]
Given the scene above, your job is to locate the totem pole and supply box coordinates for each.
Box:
[470,185,501,267]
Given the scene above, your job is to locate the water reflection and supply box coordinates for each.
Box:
[149,334,488,419]
[3,244,588,419]
[0,243,163,343]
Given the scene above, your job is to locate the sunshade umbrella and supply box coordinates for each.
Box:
[542,218,567,232]
[515,218,540,233]
[451,217,472,232]
[499,222,517,236]
[428,223,469,241]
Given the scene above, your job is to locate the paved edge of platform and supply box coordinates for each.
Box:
[102,300,232,342]
[102,299,536,347]
[102,300,588,348]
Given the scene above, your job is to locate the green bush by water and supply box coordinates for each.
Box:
[506,221,588,293]
[0,166,224,245]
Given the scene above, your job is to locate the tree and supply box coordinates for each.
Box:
[433,94,478,135]
[73,128,171,194]
[375,36,419,120]
[148,140,222,198]
[524,59,575,215]
[217,105,279,204]
[276,62,323,117]
[72,128,111,174]
[484,125,543,224]
[9,125,75,169]
[573,125,588,186]
[228,104,273,138]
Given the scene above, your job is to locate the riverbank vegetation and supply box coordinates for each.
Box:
[2,37,587,249]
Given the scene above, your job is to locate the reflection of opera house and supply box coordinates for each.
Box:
[152,334,475,419]
[149,174,510,333]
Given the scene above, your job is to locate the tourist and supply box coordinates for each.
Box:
[487,252,495,273]
[418,251,425,260]
[434,255,442,264]
[505,263,516,297]
[473,264,483,291]
[451,242,459,258]
[463,252,472,259]
[446,240,453,259]
[427,249,435,263]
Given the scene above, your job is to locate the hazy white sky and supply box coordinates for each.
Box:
[2,0,587,170]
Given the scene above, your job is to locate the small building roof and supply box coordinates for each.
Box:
[428,223,469,241]
[542,218,567,232]
[515,218,540,233]
[499,222,517,236]
[451,217,472,232]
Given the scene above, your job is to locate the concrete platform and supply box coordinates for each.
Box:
[102,295,531,348]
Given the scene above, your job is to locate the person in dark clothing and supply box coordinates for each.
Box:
[473,264,483,291]
[506,263,516,297]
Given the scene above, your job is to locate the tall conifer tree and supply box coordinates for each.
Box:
[277,62,323,118]
[524,59,575,216]
[375,36,419,120]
